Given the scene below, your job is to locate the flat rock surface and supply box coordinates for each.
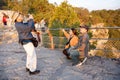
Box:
[0,42,120,80]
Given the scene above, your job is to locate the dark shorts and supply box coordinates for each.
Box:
[3,22,7,25]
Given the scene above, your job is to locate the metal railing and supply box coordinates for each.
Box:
[41,27,120,58]
[0,27,120,58]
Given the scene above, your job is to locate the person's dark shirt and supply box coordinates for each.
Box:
[15,19,35,40]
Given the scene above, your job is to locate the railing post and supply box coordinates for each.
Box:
[50,36,54,49]
[47,30,54,49]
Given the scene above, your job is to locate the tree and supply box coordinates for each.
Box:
[90,9,120,26]
[49,1,80,27]
[113,9,120,26]
[31,0,55,22]
[74,7,90,25]
[8,0,25,13]
[0,0,8,9]
[7,0,55,22]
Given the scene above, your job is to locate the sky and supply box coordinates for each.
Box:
[48,0,120,11]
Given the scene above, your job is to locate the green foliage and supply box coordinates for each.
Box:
[50,19,80,37]
[49,1,80,36]
[49,1,80,27]
[0,0,8,9]
[50,20,63,36]
[4,0,120,27]
[88,31,93,38]
[49,2,79,36]
[74,7,90,25]
[7,0,54,22]
[89,44,96,49]
[91,9,120,26]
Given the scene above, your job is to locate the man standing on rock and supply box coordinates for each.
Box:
[12,12,40,75]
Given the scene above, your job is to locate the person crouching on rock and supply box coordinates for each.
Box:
[12,12,40,75]
[62,28,79,59]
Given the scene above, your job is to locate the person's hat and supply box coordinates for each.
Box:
[11,12,20,22]
[79,25,89,31]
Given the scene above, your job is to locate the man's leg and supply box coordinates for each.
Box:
[70,50,80,65]
[23,42,37,72]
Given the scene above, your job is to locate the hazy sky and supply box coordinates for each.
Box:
[48,0,120,11]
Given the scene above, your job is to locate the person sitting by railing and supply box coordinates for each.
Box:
[62,28,79,59]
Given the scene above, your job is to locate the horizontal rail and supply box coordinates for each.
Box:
[43,36,120,40]
[89,27,120,29]
[90,38,120,40]
[36,27,120,31]
[43,41,120,52]
[90,49,120,52]
[0,27,120,32]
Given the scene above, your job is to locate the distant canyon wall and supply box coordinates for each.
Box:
[89,23,120,58]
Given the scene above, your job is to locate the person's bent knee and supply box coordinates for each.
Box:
[70,50,79,58]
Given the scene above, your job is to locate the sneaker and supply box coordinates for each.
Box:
[29,70,40,75]
[26,68,29,72]
[72,61,80,66]
[66,56,71,59]
[76,57,87,67]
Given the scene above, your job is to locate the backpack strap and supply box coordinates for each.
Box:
[65,36,73,48]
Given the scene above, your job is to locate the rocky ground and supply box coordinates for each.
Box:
[0,42,120,80]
